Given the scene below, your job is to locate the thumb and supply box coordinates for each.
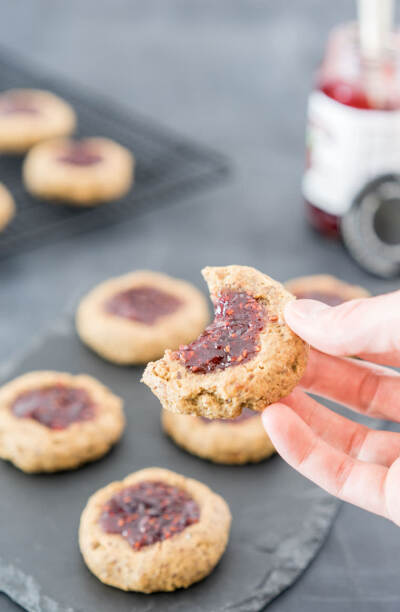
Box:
[284,290,400,360]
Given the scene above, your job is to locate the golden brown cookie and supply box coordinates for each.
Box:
[142,265,308,418]
[23,137,134,206]
[76,270,209,364]
[162,408,275,464]
[285,274,370,305]
[0,371,124,473]
[0,89,76,153]
[79,467,231,592]
[0,183,15,231]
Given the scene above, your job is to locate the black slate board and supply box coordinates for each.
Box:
[0,48,229,257]
[0,319,339,612]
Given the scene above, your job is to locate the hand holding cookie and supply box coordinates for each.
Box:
[263,291,400,526]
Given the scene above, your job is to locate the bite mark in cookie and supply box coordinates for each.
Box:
[200,406,257,424]
[142,265,308,418]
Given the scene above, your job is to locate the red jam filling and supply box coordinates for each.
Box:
[57,143,103,166]
[0,94,39,115]
[305,202,341,239]
[105,285,183,325]
[201,406,258,424]
[99,481,200,549]
[173,290,266,374]
[294,290,345,307]
[11,384,95,430]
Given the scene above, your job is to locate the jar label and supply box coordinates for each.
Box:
[302,91,400,215]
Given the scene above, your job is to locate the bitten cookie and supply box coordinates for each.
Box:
[23,137,134,206]
[285,274,370,305]
[0,371,124,473]
[0,183,15,231]
[76,270,209,364]
[142,265,308,418]
[79,467,231,592]
[0,89,76,153]
[162,408,275,464]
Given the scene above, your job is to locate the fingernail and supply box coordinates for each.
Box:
[286,300,330,320]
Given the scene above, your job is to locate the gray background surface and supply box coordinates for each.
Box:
[0,1,399,610]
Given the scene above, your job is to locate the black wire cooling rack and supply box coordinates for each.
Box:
[0,48,229,257]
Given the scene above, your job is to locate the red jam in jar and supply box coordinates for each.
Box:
[303,23,400,238]
[99,481,200,549]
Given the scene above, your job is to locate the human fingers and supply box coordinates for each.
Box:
[282,389,400,467]
[285,291,400,367]
[262,403,388,518]
[298,349,400,421]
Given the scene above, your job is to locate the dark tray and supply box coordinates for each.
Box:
[0,48,229,257]
[0,320,339,612]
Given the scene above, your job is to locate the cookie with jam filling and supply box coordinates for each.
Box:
[0,371,124,473]
[23,137,134,206]
[285,274,370,306]
[76,270,209,364]
[79,467,231,592]
[142,265,308,419]
[0,89,76,153]
[162,407,275,464]
[0,183,15,231]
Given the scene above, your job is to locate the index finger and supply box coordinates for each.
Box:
[285,291,400,367]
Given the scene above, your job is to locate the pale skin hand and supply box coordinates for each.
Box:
[262,290,400,525]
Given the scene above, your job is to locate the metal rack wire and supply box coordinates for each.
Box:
[0,49,229,257]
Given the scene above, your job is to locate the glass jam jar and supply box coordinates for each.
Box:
[302,22,400,238]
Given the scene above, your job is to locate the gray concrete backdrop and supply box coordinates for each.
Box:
[0,1,400,610]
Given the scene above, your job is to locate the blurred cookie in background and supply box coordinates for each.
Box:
[285,274,370,306]
[0,89,76,153]
[0,183,15,231]
[23,137,134,206]
[0,371,125,473]
[162,408,275,465]
[76,271,209,364]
